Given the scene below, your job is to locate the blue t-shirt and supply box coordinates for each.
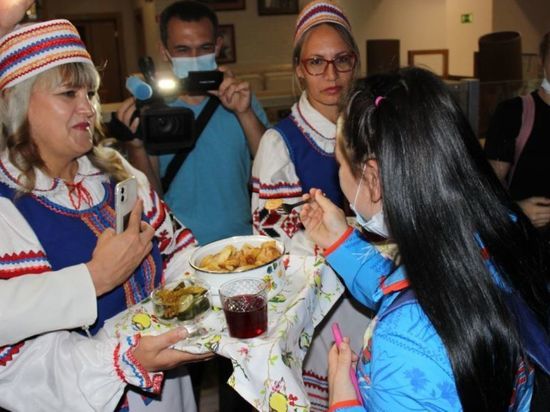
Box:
[159,96,269,245]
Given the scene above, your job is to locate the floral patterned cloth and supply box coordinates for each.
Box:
[104,255,344,411]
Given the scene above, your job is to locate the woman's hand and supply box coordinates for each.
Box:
[517,196,550,228]
[133,328,214,372]
[86,199,155,296]
[328,336,359,406]
[300,188,350,249]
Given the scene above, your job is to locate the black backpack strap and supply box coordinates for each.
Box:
[161,96,220,192]
[503,292,550,375]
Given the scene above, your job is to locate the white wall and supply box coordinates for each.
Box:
[446,0,492,76]
[45,0,550,82]
[155,0,305,71]
[493,0,550,55]
[357,0,447,75]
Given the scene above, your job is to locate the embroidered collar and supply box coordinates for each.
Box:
[0,151,108,210]
[291,92,337,154]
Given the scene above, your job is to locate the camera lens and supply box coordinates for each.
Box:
[157,117,174,134]
[121,195,125,202]
[121,187,125,193]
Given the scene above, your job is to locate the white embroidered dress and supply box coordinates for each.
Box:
[251,92,338,256]
[0,149,197,412]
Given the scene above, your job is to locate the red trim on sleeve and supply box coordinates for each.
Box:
[381,279,410,295]
[113,343,126,383]
[328,399,362,412]
[324,226,354,256]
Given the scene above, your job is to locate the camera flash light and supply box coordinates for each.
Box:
[157,78,178,92]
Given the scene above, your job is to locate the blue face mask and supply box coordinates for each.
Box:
[170,53,218,79]
[349,166,389,238]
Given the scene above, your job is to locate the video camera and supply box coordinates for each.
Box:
[120,56,223,155]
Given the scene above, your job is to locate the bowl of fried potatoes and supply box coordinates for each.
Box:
[190,235,285,305]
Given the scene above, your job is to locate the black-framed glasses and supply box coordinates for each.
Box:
[301,53,357,76]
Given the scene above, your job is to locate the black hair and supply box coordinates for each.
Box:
[159,0,219,48]
[341,67,549,411]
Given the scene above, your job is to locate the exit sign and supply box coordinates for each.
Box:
[461,13,473,23]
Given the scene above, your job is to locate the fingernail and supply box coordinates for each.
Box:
[178,327,189,339]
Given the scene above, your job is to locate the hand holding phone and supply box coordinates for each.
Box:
[115,177,138,234]
[331,322,363,404]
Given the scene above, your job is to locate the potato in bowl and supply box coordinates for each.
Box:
[190,235,285,305]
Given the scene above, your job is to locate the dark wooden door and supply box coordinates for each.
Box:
[69,14,126,103]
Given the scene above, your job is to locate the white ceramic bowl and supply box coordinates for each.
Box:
[190,235,286,306]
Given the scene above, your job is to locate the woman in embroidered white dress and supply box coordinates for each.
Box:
[0,19,211,411]
[251,1,371,410]
[251,1,359,256]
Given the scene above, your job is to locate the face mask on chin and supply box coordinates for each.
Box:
[169,52,218,79]
[349,165,390,238]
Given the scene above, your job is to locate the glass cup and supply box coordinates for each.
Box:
[219,278,268,339]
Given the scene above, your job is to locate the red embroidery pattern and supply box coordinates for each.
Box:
[113,342,126,383]
[145,190,166,230]
[280,211,302,238]
[65,180,93,210]
[302,369,328,392]
[126,335,163,393]
[0,342,25,366]
[251,177,302,196]
[0,250,51,279]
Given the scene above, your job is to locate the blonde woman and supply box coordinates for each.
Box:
[0,19,210,411]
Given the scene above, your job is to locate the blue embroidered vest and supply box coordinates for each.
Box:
[274,116,344,207]
[0,180,163,335]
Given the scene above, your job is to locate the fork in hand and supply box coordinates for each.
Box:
[274,199,310,215]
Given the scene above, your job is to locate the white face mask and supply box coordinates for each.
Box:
[541,72,550,93]
[169,52,217,79]
[349,165,389,238]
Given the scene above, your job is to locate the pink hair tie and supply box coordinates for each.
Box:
[374,96,385,107]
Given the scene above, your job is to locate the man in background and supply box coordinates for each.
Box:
[117,0,268,246]
[114,1,268,410]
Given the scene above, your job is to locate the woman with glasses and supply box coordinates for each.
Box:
[251,0,359,255]
[251,2,371,410]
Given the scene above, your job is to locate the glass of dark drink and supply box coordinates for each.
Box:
[219,278,268,339]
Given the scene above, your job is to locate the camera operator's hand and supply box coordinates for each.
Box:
[213,66,266,156]
[0,0,33,37]
[115,97,143,147]
[214,66,252,114]
[116,98,163,194]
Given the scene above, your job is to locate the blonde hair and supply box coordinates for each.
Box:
[0,63,129,192]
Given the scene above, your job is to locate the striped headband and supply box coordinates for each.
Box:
[0,19,93,90]
[294,0,351,46]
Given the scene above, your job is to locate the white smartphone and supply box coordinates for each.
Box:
[115,176,138,234]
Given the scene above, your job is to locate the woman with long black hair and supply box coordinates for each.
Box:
[300,67,549,411]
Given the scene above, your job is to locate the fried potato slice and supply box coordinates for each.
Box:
[198,241,282,273]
